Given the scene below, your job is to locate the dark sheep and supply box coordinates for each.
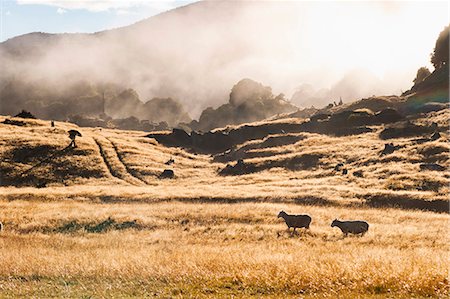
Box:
[331,219,369,236]
[68,129,82,148]
[277,211,311,232]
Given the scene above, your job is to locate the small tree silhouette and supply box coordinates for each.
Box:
[431,25,449,69]
[413,67,431,85]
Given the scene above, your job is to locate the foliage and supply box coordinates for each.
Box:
[431,25,449,69]
[413,67,431,85]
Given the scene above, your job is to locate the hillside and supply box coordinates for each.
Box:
[0,106,449,297]
[1,106,448,209]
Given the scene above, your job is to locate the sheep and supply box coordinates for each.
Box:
[68,129,82,148]
[0,221,3,232]
[277,211,311,233]
[331,219,369,236]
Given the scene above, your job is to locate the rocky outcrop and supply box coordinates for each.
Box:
[149,105,407,154]
[380,121,436,140]
[191,79,298,131]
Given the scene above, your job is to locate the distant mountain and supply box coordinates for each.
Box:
[1,1,445,127]
[0,0,283,120]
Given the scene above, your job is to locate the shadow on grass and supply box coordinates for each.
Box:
[18,217,151,234]
[97,194,341,208]
[363,194,449,213]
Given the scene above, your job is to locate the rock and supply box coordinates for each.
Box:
[380,143,402,156]
[374,108,403,124]
[414,130,442,144]
[148,128,192,148]
[219,159,257,176]
[353,170,364,177]
[414,102,448,114]
[14,110,36,119]
[180,219,189,226]
[334,163,344,171]
[380,121,434,139]
[310,113,330,122]
[191,130,233,153]
[165,158,175,165]
[430,131,441,141]
[159,169,175,179]
[3,119,26,126]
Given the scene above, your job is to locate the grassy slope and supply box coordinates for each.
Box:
[0,111,449,297]
[1,110,448,205]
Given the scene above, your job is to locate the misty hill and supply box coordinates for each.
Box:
[1,0,431,126]
[105,89,191,125]
[0,1,278,122]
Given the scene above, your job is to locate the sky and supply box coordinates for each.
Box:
[0,0,198,42]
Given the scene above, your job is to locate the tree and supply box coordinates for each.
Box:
[413,67,431,85]
[431,25,449,69]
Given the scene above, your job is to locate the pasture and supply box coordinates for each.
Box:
[0,112,448,297]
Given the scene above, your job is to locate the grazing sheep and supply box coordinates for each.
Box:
[331,219,369,236]
[68,129,82,148]
[0,222,3,232]
[277,211,311,232]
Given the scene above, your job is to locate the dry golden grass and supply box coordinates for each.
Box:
[0,113,448,297]
[0,200,448,298]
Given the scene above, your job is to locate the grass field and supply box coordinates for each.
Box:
[0,112,449,298]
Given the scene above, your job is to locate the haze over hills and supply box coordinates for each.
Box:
[0,2,449,296]
[1,0,447,127]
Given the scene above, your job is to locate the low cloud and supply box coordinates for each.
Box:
[56,7,66,14]
[17,0,191,12]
